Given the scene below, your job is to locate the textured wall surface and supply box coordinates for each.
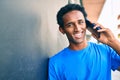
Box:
[0,0,68,80]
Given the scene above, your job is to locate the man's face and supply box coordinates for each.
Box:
[60,10,86,44]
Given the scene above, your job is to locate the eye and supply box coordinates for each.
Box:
[78,20,84,24]
[65,23,74,28]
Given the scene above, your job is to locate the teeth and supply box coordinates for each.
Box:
[74,33,81,38]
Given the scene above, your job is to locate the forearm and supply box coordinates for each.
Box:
[108,39,120,55]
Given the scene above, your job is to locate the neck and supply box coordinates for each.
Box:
[69,40,88,50]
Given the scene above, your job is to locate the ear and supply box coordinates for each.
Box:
[59,26,65,34]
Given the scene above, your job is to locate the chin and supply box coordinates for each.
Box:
[75,38,86,43]
[73,40,84,44]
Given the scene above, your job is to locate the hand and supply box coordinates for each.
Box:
[92,23,116,45]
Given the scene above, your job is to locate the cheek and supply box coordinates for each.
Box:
[65,30,73,38]
[82,25,87,32]
[83,28,87,32]
[65,31,72,37]
[82,24,87,29]
[64,28,74,34]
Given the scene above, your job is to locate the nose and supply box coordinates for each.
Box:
[74,24,81,32]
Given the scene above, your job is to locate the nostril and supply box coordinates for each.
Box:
[74,27,80,31]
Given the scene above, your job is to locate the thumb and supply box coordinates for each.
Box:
[92,33,98,40]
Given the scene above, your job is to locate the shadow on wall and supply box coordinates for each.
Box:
[37,57,49,80]
[0,0,52,80]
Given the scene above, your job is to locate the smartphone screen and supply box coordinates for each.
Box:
[86,20,101,38]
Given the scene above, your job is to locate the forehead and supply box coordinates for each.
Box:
[63,10,84,21]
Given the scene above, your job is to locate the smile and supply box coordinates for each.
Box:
[74,33,82,38]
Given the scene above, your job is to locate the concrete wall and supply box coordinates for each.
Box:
[0,0,68,80]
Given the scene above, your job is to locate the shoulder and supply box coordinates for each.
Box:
[88,42,111,52]
[49,47,68,63]
[89,42,108,48]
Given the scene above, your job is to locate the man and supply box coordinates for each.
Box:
[48,4,120,80]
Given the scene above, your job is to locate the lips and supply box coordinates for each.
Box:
[74,33,82,38]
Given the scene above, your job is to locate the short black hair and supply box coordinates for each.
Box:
[57,4,87,28]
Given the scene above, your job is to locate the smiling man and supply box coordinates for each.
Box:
[48,4,120,80]
[61,10,87,49]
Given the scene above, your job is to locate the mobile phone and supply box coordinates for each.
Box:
[86,19,101,38]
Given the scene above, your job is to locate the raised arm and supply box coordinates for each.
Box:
[92,23,120,55]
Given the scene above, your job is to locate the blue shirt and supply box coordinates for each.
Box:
[48,42,120,80]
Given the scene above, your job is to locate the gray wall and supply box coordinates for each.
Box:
[0,0,68,80]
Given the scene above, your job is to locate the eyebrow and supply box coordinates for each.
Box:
[64,22,73,27]
[65,19,84,25]
[78,19,84,22]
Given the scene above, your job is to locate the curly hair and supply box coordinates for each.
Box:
[57,4,87,28]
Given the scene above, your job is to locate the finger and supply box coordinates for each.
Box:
[97,28,107,32]
[93,23,104,29]
[92,33,98,39]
